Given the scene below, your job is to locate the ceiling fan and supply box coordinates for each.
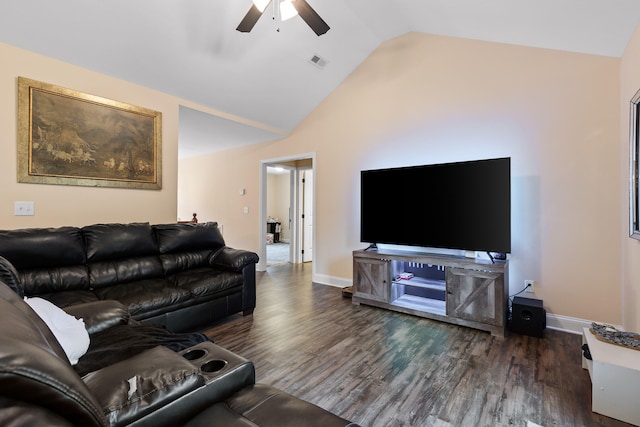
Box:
[236,0,330,36]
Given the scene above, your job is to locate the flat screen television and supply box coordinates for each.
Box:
[360,157,511,254]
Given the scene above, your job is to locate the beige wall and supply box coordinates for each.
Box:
[0,42,181,227]
[180,32,622,324]
[621,26,640,332]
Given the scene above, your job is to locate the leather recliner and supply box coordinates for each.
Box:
[0,279,360,427]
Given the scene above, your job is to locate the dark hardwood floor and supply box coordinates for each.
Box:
[203,263,630,427]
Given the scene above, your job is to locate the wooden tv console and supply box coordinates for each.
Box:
[352,248,509,337]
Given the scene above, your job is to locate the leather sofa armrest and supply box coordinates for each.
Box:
[63,300,130,335]
[209,247,259,272]
[82,346,205,427]
[128,342,256,427]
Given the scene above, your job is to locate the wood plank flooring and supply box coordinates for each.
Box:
[203,263,630,427]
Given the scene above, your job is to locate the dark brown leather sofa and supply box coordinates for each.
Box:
[0,221,258,332]
[0,278,360,426]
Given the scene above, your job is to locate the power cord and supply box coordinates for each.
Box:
[509,284,530,300]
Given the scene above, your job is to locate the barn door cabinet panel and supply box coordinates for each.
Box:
[352,256,390,303]
[352,249,508,337]
[446,268,504,326]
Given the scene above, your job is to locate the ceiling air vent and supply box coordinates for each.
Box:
[309,54,327,69]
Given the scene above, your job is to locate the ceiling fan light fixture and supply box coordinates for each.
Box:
[238,0,329,36]
[252,0,271,13]
[280,0,299,21]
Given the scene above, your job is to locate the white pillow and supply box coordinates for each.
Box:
[24,297,90,365]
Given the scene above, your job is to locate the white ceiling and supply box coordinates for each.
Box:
[2,0,640,158]
[178,106,286,159]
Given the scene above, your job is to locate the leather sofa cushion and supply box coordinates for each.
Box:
[0,399,75,427]
[83,223,165,288]
[41,289,101,308]
[94,279,192,316]
[0,282,106,427]
[154,222,225,254]
[226,384,352,427]
[63,300,130,335]
[230,384,359,427]
[170,268,243,297]
[183,403,258,427]
[184,384,358,427]
[160,250,212,275]
[0,227,89,295]
[83,345,204,427]
[0,226,85,269]
[154,223,226,275]
[88,256,165,288]
[20,265,90,295]
[83,223,158,262]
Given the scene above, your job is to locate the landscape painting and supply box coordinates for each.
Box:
[17,77,162,189]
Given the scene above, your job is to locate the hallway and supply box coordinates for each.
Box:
[266,242,289,267]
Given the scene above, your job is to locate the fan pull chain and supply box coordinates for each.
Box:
[272,0,281,32]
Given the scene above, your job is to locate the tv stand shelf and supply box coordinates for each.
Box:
[393,277,445,290]
[352,248,509,337]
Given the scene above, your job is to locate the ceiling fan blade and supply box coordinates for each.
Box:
[236,2,269,33]
[293,0,330,36]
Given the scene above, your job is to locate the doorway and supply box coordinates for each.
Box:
[259,154,315,272]
[266,165,292,267]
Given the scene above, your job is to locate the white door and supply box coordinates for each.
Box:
[302,170,313,262]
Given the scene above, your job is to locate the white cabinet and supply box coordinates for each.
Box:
[582,327,640,425]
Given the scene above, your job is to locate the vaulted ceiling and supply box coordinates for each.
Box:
[2,0,640,158]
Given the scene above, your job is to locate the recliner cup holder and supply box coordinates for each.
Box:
[182,349,207,361]
[201,359,227,373]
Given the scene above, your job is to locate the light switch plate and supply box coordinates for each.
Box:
[15,201,35,216]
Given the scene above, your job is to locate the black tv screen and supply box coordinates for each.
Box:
[360,157,511,254]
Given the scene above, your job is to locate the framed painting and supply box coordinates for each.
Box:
[17,77,162,190]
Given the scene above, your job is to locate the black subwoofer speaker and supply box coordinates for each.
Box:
[510,297,546,338]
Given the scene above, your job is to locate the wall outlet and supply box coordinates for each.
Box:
[524,280,535,293]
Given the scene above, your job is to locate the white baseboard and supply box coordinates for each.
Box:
[312,274,601,335]
[546,313,591,335]
[312,273,352,289]
[546,314,623,335]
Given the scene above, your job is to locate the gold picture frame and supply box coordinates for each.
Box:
[17,77,162,190]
